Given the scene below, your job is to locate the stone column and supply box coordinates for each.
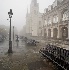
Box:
[47,29,48,37]
[57,27,60,38]
[51,28,53,38]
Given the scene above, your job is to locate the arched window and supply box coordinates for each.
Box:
[53,15,58,23]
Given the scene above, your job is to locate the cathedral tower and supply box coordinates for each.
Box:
[30,0,39,15]
[26,0,43,37]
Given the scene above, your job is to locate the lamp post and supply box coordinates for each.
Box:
[13,26,14,41]
[13,26,14,47]
[8,9,13,53]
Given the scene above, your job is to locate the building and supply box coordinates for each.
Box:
[42,0,69,41]
[26,0,44,37]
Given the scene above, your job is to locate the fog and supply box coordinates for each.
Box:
[0,0,55,32]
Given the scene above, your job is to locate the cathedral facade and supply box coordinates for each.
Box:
[26,0,43,37]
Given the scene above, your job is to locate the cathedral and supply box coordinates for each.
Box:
[26,0,43,37]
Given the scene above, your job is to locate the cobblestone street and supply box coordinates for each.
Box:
[0,40,57,70]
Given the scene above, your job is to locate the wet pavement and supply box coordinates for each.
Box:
[0,40,57,70]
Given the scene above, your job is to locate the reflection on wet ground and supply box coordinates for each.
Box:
[0,40,57,70]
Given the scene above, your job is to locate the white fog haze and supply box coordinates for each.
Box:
[0,0,69,70]
[0,0,55,31]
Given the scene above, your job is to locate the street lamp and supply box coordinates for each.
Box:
[13,26,14,47]
[8,9,13,53]
[13,26,14,41]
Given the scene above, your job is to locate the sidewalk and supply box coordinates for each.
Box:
[37,39,69,50]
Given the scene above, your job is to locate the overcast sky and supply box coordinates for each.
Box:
[0,0,55,31]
